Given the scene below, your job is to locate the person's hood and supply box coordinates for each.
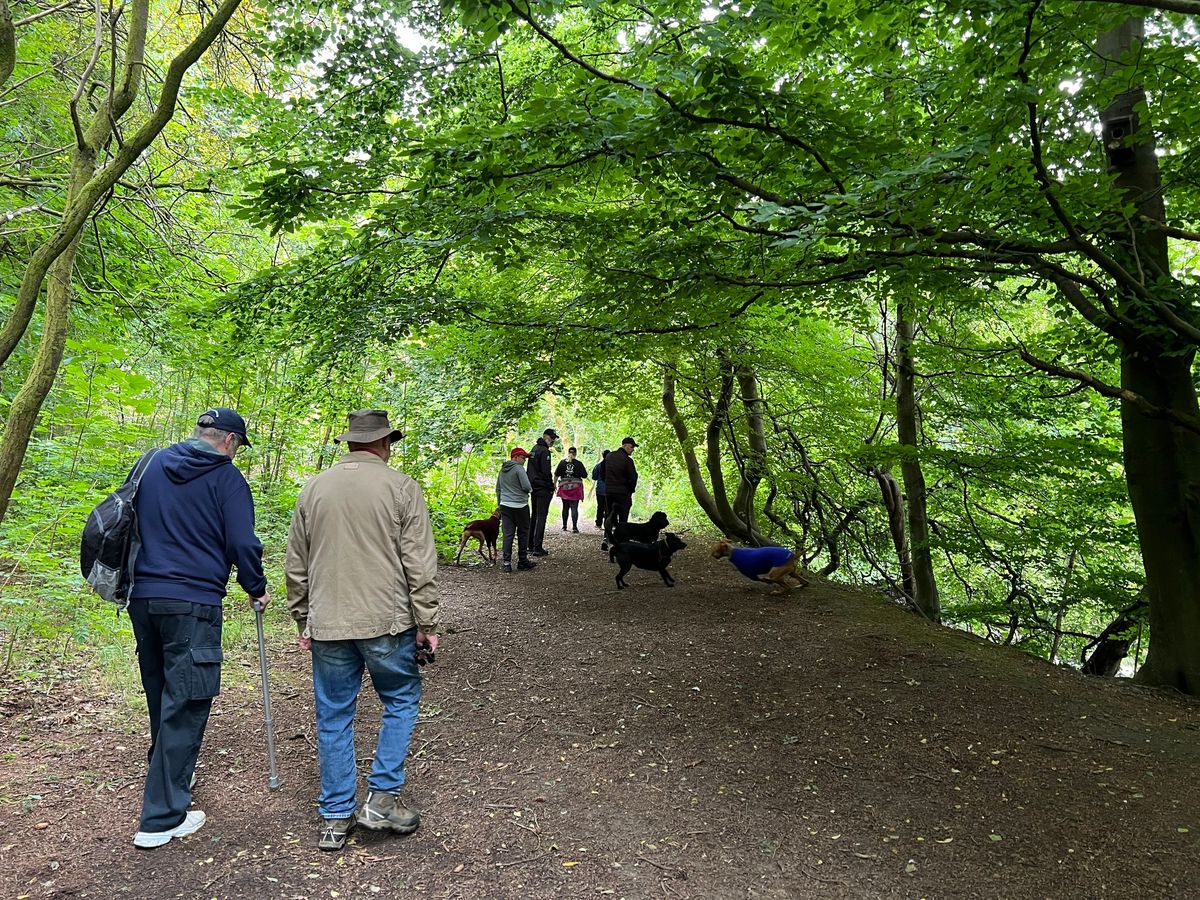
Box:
[500,459,524,474]
[161,440,232,484]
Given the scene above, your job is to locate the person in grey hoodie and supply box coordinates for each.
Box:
[497,448,537,574]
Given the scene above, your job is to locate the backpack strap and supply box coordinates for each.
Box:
[127,448,160,488]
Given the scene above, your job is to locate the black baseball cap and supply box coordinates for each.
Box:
[198,407,251,447]
[544,428,559,439]
[621,436,638,447]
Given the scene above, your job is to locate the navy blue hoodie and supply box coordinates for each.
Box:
[131,440,267,605]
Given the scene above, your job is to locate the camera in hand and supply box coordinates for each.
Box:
[415,639,436,667]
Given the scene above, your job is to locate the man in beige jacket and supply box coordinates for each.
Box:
[286,409,439,852]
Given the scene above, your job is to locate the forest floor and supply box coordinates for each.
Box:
[2,521,1199,899]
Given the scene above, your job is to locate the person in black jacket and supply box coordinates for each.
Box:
[525,428,558,556]
[128,407,269,849]
[601,437,638,551]
[590,449,610,528]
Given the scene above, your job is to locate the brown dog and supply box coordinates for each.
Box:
[456,509,501,564]
[712,539,809,595]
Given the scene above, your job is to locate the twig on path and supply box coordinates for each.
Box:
[798,864,848,885]
[637,854,673,872]
[203,867,235,890]
[286,731,317,751]
[508,819,542,838]
[906,771,941,782]
[1091,735,1152,757]
[484,802,518,809]
[495,850,548,868]
[1034,741,1081,753]
[632,695,663,709]
[813,757,852,771]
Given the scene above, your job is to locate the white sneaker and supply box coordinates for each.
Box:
[133,810,206,848]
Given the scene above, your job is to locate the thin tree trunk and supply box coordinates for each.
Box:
[705,355,754,541]
[662,366,721,523]
[873,466,914,600]
[0,0,14,89]
[895,295,940,621]
[0,0,244,524]
[731,363,767,544]
[662,358,754,542]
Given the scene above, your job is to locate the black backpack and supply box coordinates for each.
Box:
[80,449,159,608]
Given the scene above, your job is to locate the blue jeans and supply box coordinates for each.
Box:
[310,630,423,819]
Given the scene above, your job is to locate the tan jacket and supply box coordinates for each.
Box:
[286,451,439,640]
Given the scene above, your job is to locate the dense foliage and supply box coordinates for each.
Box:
[4,0,1200,691]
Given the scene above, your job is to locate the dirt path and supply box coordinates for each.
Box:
[2,523,1198,899]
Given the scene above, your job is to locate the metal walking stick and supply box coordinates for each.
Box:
[254,601,282,791]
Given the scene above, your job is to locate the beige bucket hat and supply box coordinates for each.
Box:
[334,409,405,444]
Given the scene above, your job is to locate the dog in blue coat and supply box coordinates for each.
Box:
[711,539,809,595]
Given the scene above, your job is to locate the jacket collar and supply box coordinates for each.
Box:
[340,449,388,465]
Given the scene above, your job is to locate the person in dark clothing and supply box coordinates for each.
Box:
[590,449,609,528]
[525,428,558,556]
[601,437,638,551]
[127,407,269,849]
[554,447,588,532]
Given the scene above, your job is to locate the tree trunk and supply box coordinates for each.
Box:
[662,366,722,523]
[731,364,767,544]
[895,295,941,621]
[1083,598,1148,677]
[1097,19,1200,693]
[661,358,756,542]
[873,465,914,600]
[0,0,14,89]
[1122,352,1200,692]
[0,0,244,524]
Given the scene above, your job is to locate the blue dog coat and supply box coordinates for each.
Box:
[730,546,796,580]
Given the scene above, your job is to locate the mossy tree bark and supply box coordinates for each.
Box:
[0,0,245,525]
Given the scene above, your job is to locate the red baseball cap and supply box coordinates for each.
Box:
[510,447,530,459]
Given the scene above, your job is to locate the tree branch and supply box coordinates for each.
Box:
[69,0,105,150]
[1017,349,1200,435]
[0,0,242,368]
[13,0,86,27]
[505,0,846,193]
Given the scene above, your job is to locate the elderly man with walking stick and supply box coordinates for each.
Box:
[286,409,440,852]
[125,408,269,849]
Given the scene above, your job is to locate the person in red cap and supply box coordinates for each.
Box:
[496,448,536,573]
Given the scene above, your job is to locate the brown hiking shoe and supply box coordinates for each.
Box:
[318,817,355,851]
[356,790,420,834]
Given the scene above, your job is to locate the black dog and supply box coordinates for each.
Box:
[612,533,687,589]
[611,511,670,548]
